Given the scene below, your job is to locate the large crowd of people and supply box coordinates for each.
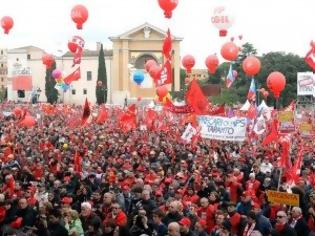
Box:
[0,101,314,236]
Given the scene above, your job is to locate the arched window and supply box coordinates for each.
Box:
[134,54,157,69]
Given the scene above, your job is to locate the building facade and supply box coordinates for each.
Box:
[5,23,182,105]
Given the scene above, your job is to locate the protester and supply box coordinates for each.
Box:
[0,101,313,236]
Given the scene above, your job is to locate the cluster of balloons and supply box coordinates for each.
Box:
[1,16,14,34]
[52,69,70,92]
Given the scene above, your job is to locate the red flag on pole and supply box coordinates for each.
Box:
[81,98,90,125]
[186,79,209,115]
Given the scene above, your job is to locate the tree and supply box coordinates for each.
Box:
[45,62,58,104]
[96,44,108,104]
[256,52,309,107]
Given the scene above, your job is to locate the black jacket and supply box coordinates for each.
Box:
[292,218,310,236]
[271,224,297,236]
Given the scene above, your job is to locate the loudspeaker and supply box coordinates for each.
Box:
[17,90,25,98]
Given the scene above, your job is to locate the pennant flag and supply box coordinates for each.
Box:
[247,78,256,101]
[81,98,91,125]
[279,135,291,169]
[163,29,172,60]
[186,79,209,115]
[225,64,235,88]
[304,45,315,70]
[64,67,81,85]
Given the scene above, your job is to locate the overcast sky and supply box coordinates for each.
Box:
[0,0,314,68]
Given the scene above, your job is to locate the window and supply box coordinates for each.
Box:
[27,54,31,60]
[83,89,87,95]
[72,89,76,95]
[87,71,92,81]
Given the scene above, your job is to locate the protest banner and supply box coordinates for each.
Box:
[198,116,247,141]
[266,190,299,206]
[278,111,295,133]
[297,72,314,96]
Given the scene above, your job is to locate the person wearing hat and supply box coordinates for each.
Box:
[178,217,196,236]
[194,219,208,236]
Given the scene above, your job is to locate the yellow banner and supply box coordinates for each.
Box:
[278,111,294,122]
[266,190,299,206]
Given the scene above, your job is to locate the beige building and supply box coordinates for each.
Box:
[6,23,182,105]
[0,48,8,91]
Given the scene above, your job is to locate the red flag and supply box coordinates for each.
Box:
[163,29,172,60]
[119,112,137,132]
[286,142,303,184]
[262,119,279,145]
[246,103,257,120]
[304,45,315,70]
[64,67,81,85]
[186,79,209,115]
[154,59,172,86]
[208,104,225,115]
[127,104,136,114]
[96,106,108,124]
[81,98,90,125]
[74,151,82,173]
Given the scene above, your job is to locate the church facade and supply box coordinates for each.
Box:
[5,23,182,105]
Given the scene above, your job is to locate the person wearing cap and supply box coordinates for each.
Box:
[194,219,209,236]
[179,217,196,236]
[245,173,261,197]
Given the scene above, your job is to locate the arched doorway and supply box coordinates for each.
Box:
[134,54,158,69]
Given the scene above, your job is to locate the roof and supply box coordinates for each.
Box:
[62,49,113,58]
[109,22,183,41]
[9,45,45,52]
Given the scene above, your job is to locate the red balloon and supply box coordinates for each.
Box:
[1,16,14,34]
[68,42,78,53]
[242,56,261,76]
[145,60,157,72]
[20,116,36,128]
[205,55,219,74]
[221,42,239,61]
[266,72,286,98]
[42,54,55,69]
[156,85,168,98]
[182,55,195,73]
[158,0,178,19]
[71,4,89,30]
[149,65,162,80]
